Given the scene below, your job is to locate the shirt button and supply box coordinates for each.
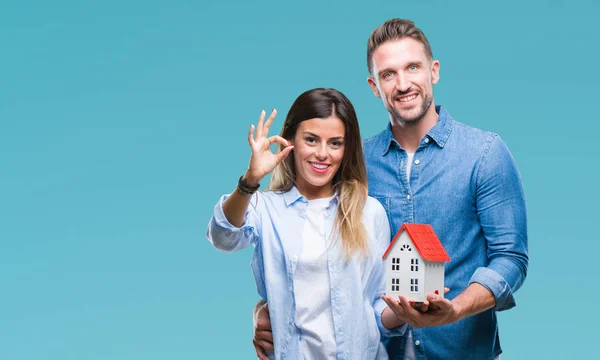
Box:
[292,255,298,261]
[407,194,411,200]
[414,159,420,165]
[415,340,420,346]
[424,138,430,143]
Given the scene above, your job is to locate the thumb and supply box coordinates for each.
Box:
[276,145,294,163]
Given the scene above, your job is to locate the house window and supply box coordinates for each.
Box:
[392,278,400,292]
[400,244,412,251]
[391,258,400,271]
[410,278,419,292]
[411,258,419,272]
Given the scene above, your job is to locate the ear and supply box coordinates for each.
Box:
[367,76,381,98]
[431,60,440,85]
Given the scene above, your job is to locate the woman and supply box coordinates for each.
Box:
[207,88,394,359]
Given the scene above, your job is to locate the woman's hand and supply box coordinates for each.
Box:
[244,109,294,185]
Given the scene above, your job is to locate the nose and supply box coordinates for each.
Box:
[315,144,327,160]
[396,74,412,92]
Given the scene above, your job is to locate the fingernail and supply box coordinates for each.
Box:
[435,290,439,295]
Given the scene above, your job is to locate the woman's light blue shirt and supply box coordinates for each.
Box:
[207,187,395,360]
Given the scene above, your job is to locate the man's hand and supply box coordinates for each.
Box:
[381,288,459,328]
[253,300,273,360]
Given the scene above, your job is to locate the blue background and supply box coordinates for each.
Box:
[1,0,598,358]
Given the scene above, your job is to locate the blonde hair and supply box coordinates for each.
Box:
[269,88,368,260]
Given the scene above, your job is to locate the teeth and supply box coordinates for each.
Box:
[399,94,417,102]
[311,162,328,169]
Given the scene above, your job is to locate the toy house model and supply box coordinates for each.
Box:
[382,224,450,302]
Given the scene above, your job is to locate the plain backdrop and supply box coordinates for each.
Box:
[1,0,598,358]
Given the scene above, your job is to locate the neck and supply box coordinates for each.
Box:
[295,181,334,201]
[390,103,438,153]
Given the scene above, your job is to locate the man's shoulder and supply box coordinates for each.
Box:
[448,116,500,149]
[452,118,496,136]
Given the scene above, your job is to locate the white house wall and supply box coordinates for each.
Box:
[385,232,425,302]
[424,261,445,299]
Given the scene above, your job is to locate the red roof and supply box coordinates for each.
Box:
[382,224,450,262]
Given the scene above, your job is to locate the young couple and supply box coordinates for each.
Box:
[207,18,528,360]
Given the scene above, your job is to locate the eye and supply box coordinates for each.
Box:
[382,71,394,79]
[330,140,344,148]
[305,136,317,144]
[408,64,419,72]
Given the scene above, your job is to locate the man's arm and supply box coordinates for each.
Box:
[470,134,528,311]
[451,283,495,319]
[382,135,528,327]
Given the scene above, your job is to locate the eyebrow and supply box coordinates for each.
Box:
[302,131,344,141]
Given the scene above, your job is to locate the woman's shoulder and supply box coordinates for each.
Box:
[364,196,387,219]
[251,189,292,210]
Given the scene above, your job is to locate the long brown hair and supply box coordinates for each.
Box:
[269,88,368,259]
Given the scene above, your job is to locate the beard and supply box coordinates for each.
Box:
[387,89,433,125]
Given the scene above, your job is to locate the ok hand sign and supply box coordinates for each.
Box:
[244,109,294,185]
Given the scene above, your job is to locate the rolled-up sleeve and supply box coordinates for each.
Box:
[472,135,529,311]
[374,299,408,338]
[206,193,260,252]
[371,202,408,338]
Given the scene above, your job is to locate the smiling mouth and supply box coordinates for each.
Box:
[309,162,330,172]
[396,94,418,102]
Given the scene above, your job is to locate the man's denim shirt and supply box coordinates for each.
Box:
[363,106,528,360]
[207,188,391,360]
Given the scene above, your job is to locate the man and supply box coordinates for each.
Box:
[253,18,528,359]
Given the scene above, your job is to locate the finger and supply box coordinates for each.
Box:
[381,295,397,309]
[257,338,274,352]
[381,294,406,318]
[267,136,291,151]
[263,108,277,138]
[420,300,430,313]
[256,110,266,139]
[248,124,256,147]
[255,330,273,343]
[426,292,452,310]
[276,145,294,163]
[444,287,450,294]
[256,315,272,331]
[399,296,421,319]
[252,338,270,360]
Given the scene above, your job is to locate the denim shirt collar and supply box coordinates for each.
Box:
[381,105,454,156]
